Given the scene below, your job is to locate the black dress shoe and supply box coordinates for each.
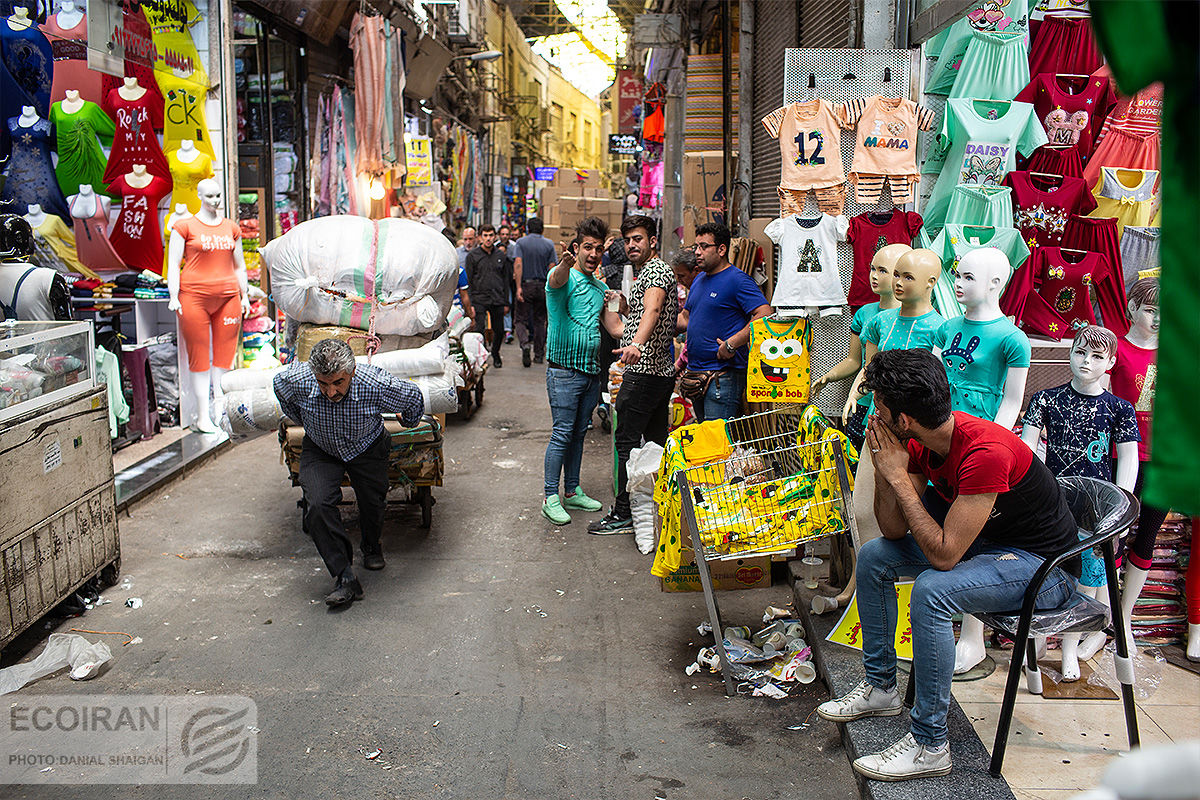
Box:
[522,347,532,367]
[533,355,544,365]
[325,576,364,607]
[494,356,503,368]
[363,551,385,570]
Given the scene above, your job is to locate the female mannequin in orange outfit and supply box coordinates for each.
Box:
[167,178,249,433]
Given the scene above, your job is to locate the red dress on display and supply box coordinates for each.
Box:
[1002,246,1127,340]
[102,88,170,184]
[1002,171,1097,249]
[1014,73,1116,163]
[108,174,172,275]
[70,193,126,272]
[40,13,104,105]
[845,209,923,309]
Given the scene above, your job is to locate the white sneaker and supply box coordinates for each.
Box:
[853,733,951,781]
[816,679,903,723]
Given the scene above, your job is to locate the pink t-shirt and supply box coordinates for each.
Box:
[1108,338,1156,461]
[761,100,846,191]
[842,95,936,177]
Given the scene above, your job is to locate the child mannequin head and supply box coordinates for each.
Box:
[1069,324,1119,394]
[954,247,1011,310]
[892,248,940,310]
[871,243,910,301]
[1126,277,1159,345]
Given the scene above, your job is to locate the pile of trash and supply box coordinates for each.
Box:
[689,605,817,698]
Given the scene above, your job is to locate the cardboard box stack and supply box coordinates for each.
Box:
[682,151,735,243]
[540,170,622,237]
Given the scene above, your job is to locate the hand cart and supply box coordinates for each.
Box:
[676,404,857,695]
[280,413,444,528]
[456,365,486,420]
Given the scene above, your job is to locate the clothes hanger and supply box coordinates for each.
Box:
[1030,171,1064,179]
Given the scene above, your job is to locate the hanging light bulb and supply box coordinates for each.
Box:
[369,176,386,201]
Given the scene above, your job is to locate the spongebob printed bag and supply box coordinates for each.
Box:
[746,317,812,404]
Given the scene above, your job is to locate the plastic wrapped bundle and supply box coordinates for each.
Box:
[459,332,489,373]
[294,323,438,361]
[262,217,459,336]
[224,388,284,437]
[409,361,463,415]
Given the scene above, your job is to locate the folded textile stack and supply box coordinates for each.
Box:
[1130,516,1192,647]
[70,278,116,309]
[106,270,170,300]
[240,289,279,370]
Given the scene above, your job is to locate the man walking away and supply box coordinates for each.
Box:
[541,216,609,525]
[589,215,678,535]
[465,224,512,367]
[677,223,771,421]
[514,217,557,367]
[273,339,424,607]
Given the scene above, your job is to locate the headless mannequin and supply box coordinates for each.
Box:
[167,178,249,433]
[7,7,32,30]
[60,89,84,115]
[937,248,1032,674]
[1021,331,1138,680]
[118,76,146,102]
[24,203,45,229]
[56,1,84,30]
[812,243,907,420]
[17,105,38,128]
[174,140,200,164]
[123,163,152,189]
[69,184,109,219]
[1108,289,1161,660]
[165,203,190,232]
[813,248,942,615]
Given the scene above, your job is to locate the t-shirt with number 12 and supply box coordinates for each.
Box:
[761,99,847,191]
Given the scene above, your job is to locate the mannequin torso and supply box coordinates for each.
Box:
[60,90,85,115]
[24,204,45,229]
[117,77,147,102]
[56,2,84,30]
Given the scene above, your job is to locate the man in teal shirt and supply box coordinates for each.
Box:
[541,216,609,525]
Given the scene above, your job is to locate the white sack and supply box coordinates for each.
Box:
[262,217,459,336]
[410,360,463,415]
[460,332,490,372]
[224,388,284,436]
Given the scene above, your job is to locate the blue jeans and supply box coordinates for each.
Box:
[544,366,600,497]
[695,368,745,421]
[856,534,1077,746]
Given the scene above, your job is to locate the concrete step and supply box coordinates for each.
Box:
[787,559,1016,800]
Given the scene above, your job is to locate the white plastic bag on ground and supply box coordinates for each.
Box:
[627,443,664,555]
[262,217,459,336]
[0,633,112,695]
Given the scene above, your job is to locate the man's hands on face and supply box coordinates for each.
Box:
[867,415,909,484]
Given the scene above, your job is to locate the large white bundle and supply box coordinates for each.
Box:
[410,360,463,415]
[262,217,459,336]
[224,388,284,437]
[222,366,283,393]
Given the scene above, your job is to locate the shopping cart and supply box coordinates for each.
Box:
[676,404,857,695]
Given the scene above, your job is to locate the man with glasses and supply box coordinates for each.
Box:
[677,223,771,421]
[589,216,678,535]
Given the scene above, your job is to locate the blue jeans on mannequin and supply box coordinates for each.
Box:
[694,368,745,421]
[544,366,600,497]
[855,534,1076,746]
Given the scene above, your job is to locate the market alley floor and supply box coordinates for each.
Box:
[4,357,857,800]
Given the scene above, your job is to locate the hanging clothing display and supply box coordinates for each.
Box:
[1002,246,1126,339]
[156,71,214,158]
[40,11,102,105]
[934,315,1031,421]
[1021,143,1085,179]
[108,173,171,274]
[1093,68,1162,145]
[945,184,1014,228]
[349,12,385,175]
[1,115,71,222]
[925,0,1037,96]
[102,88,171,184]
[167,149,214,213]
[929,224,1030,317]
[50,100,116,198]
[639,160,663,209]
[841,95,936,205]
[948,30,1030,101]
[1028,14,1103,78]
[70,193,125,272]
[1061,213,1129,333]
[921,98,1047,233]
[642,83,665,144]
[1089,167,1159,235]
[380,22,407,173]
[764,214,849,312]
[29,212,92,277]
[0,17,52,115]
[762,100,848,214]
[98,5,164,130]
[1014,73,1116,162]
[1119,227,1159,289]
[845,210,923,309]
[1083,127,1159,190]
[1003,171,1096,248]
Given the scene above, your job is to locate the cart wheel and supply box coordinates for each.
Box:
[473,378,484,410]
[99,557,121,587]
[419,486,433,528]
[456,390,473,421]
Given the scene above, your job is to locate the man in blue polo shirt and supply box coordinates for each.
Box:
[678,222,772,421]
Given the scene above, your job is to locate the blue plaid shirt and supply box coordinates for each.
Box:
[273,362,424,462]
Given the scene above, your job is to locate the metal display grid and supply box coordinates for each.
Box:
[776,49,924,419]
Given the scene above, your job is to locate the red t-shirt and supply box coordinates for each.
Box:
[1108,338,1156,461]
[846,209,923,309]
[1003,171,1097,249]
[108,174,172,275]
[1014,73,1116,163]
[906,411,1077,560]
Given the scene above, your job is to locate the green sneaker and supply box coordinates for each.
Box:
[542,496,571,525]
[562,489,603,511]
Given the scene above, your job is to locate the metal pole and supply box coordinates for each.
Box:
[662,35,687,260]
[736,0,753,236]
[721,2,732,229]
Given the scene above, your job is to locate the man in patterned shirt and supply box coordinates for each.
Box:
[273,339,424,607]
[589,215,680,534]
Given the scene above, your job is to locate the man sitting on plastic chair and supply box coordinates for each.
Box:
[817,349,1080,782]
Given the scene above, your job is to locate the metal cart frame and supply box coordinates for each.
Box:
[676,405,857,695]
